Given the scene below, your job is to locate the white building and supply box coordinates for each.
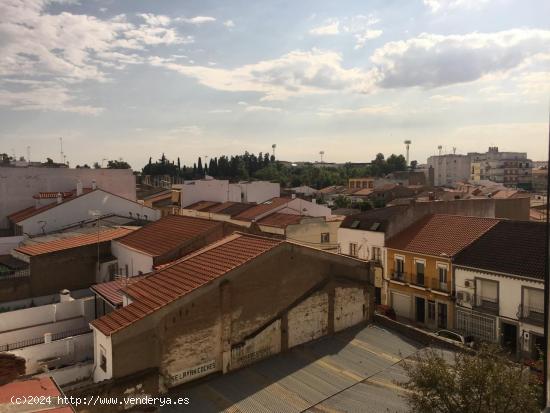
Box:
[454,220,544,359]
[8,188,160,236]
[0,167,136,229]
[176,178,280,208]
[427,154,471,187]
[470,147,533,189]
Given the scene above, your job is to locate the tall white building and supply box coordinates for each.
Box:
[470,147,533,189]
[427,154,471,187]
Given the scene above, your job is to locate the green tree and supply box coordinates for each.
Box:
[401,345,541,413]
[107,160,131,169]
[333,195,351,209]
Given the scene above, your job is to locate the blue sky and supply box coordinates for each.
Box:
[0,0,549,169]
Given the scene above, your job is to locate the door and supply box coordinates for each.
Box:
[415,297,425,323]
[374,287,381,305]
[437,302,448,329]
[392,292,411,319]
[501,322,518,355]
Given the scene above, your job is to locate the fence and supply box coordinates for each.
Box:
[0,268,30,281]
[0,326,91,352]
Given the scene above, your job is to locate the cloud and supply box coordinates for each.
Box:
[423,0,490,13]
[371,29,550,89]
[149,49,372,101]
[430,94,466,102]
[317,105,394,116]
[244,105,282,113]
[310,15,382,49]
[223,20,235,28]
[310,21,340,35]
[177,16,216,25]
[168,125,202,135]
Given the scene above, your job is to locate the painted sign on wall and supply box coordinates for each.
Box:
[168,360,217,387]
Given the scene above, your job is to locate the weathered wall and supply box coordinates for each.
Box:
[287,292,329,348]
[285,218,341,251]
[334,286,368,332]
[0,168,136,229]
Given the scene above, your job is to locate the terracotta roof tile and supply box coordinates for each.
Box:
[234,197,291,221]
[0,377,63,402]
[207,201,256,217]
[15,227,134,256]
[91,234,282,335]
[116,215,222,257]
[91,276,146,307]
[185,201,221,211]
[454,220,545,279]
[386,214,500,257]
[257,212,304,228]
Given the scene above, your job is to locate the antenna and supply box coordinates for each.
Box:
[438,145,443,156]
[404,140,412,166]
[319,150,325,163]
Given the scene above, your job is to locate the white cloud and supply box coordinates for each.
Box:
[168,125,202,135]
[317,104,394,116]
[244,105,282,113]
[223,20,235,28]
[177,16,216,25]
[423,0,490,13]
[149,49,372,101]
[208,109,232,113]
[430,94,466,102]
[371,29,550,89]
[310,21,340,35]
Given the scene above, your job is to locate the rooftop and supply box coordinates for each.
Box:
[0,376,73,412]
[91,233,282,335]
[15,227,134,256]
[386,214,500,257]
[116,215,222,257]
[257,212,305,228]
[233,197,291,221]
[454,220,546,280]
[340,205,408,232]
[91,276,146,307]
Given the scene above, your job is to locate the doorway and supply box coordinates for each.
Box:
[415,297,425,323]
[437,303,447,329]
[501,322,518,355]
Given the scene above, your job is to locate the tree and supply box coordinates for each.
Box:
[197,157,203,176]
[401,345,541,413]
[107,160,131,169]
[410,160,418,170]
[333,195,351,209]
[93,161,101,169]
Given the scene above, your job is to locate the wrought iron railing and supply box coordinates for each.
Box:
[0,268,30,281]
[518,304,544,326]
[0,326,91,352]
[431,278,449,292]
[473,296,499,314]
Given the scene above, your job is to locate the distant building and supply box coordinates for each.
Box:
[348,177,375,190]
[532,167,548,192]
[470,147,533,189]
[427,154,471,187]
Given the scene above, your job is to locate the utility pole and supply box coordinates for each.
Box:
[404,140,412,166]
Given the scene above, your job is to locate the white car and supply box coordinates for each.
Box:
[434,329,475,348]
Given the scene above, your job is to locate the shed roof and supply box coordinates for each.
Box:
[340,206,408,232]
[233,197,291,221]
[257,212,304,228]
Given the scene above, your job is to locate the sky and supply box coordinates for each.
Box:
[0,0,549,169]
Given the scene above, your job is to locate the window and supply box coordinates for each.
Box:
[437,264,448,291]
[125,264,129,276]
[321,233,330,243]
[427,300,436,321]
[437,303,448,329]
[100,345,107,372]
[415,260,425,285]
[475,279,498,313]
[349,243,358,257]
[372,247,381,262]
[394,257,405,280]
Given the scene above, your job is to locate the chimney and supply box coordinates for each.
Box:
[76,180,83,196]
[56,192,63,204]
[91,180,97,190]
[59,289,73,302]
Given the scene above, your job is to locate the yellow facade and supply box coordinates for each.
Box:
[348,177,375,190]
[386,248,454,330]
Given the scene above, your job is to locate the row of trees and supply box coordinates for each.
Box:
[140,151,409,189]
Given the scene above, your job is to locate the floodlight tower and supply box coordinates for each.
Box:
[404,140,412,166]
[319,151,325,164]
[438,145,443,156]
[272,144,276,158]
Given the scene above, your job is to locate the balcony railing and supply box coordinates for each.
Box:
[0,268,30,281]
[519,304,544,326]
[0,326,91,352]
[391,271,409,283]
[473,296,499,315]
[430,278,449,292]
[411,273,426,287]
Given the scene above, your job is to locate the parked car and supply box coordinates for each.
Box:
[434,329,475,348]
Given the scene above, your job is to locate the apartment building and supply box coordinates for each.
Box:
[427,154,471,187]
[454,220,544,359]
[470,147,533,189]
[348,177,375,190]
[385,214,499,330]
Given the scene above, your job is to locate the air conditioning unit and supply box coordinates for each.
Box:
[464,279,474,288]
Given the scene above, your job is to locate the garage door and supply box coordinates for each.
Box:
[391,292,411,319]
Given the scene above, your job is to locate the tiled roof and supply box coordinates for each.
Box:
[116,215,222,257]
[91,276,146,307]
[340,205,408,231]
[32,188,93,199]
[454,220,545,279]
[15,227,134,256]
[258,212,304,228]
[234,197,291,221]
[91,233,282,335]
[386,214,499,257]
[185,201,220,211]
[318,185,346,195]
[0,376,63,401]
[207,201,256,217]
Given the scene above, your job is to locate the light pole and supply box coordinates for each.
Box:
[404,140,412,166]
[89,210,101,281]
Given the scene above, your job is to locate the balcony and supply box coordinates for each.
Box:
[473,296,499,315]
[411,273,426,287]
[390,271,409,283]
[519,304,544,326]
[430,278,449,293]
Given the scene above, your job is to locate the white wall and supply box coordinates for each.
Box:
[9,333,93,375]
[0,288,91,312]
[40,362,94,387]
[111,241,154,277]
[231,182,280,203]
[92,328,113,382]
[0,168,136,228]
[18,189,160,235]
[179,180,231,208]
[337,228,385,261]
[0,236,26,254]
[287,292,328,348]
[280,198,332,218]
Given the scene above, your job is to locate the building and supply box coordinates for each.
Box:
[7,188,159,236]
[0,376,75,412]
[3,227,134,303]
[532,167,548,192]
[385,214,499,330]
[111,215,230,277]
[90,233,372,388]
[0,167,136,230]
[427,154,471,187]
[137,186,177,217]
[454,220,544,358]
[470,147,533,189]
[348,177,375,190]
